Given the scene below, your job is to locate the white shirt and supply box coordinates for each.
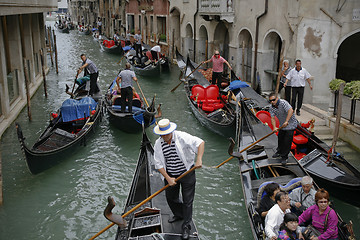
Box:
[151,45,161,52]
[286,67,311,87]
[264,204,291,239]
[153,131,204,179]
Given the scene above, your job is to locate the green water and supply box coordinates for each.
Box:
[0,23,359,239]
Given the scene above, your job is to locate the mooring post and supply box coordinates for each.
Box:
[275,40,285,95]
[52,29,59,74]
[47,27,54,66]
[40,49,48,97]
[23,58,32,121]
[0,146,3,205]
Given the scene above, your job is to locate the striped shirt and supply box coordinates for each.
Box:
[161,140,186,177]
[83,58,98,74]
[269,99,298,130]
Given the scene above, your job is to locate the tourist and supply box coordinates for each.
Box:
[258,182,281,219]
[265,191,291,240]
[116,63,138,113]
[298,188,339,240]
[277,213,300,240]
[284,59,312,116]
[268,92,298,165]
[77,54,100,96]
[289,176,316,215]
[97,17,102,35]
[278,60,292,103]
[153,119,204,240]
[202,50,232,90]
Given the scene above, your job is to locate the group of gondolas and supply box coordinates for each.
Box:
[15,44,358,240]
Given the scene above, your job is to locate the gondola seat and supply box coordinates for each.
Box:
[256,110,280,131]
[293,133,308,145]
[191,85,224,112]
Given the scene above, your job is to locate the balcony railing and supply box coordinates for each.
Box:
[199,0,234,22]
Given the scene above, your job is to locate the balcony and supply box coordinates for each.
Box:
[199,0,234,23]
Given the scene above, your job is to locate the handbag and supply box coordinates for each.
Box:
[303,225,321,240]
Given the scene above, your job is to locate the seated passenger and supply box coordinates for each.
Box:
[277,213,300,240]
[265,191,291,240]
[289,176,316,215]
[298,188,338,240]
[258,183,280,220]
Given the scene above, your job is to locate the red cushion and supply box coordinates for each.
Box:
[293,135,308,145]
[202,104,214,112]
[221,95,228,101]
[191,85,206,101]
[291,142,296,149]
[213,103,224,110]
[205,85,220,100]
[256,110,279,130]
[206,99,221,104]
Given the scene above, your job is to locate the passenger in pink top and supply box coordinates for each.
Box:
[298,188,338,240]
[202,50,232,90]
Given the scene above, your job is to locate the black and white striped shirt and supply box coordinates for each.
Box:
[161,140,186,177]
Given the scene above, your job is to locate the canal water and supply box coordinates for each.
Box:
[1,22,359,239]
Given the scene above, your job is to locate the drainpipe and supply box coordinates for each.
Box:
[193,0,199,62]
[252,0,268,89]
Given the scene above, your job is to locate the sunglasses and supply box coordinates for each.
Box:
[215,54,220,56]
[318,200,328,204]
[269,98,276,103]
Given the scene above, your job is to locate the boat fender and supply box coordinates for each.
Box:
[104,196,127,229]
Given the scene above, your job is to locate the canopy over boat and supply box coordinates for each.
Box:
[60,97,97,122]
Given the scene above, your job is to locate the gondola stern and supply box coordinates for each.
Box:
[104,196,127,229]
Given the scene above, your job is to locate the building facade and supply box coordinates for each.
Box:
[0,0,58,137]
[170,0,360,106]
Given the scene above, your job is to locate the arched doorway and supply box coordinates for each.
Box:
[262,31,282,91]
[170,8,181,53]
[213,22,229,60]
[184,23,194,58]
[336,32,360,81]
[238,29,253,82]
[198,25,208,61]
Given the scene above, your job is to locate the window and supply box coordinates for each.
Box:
[150,16,154,39]
[157,16,166,42]
[7,70,19,105]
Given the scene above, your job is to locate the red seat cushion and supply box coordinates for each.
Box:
[291,142,296,149]
[293,134,308,145]
[202,104,214,112]
[205,85,220,100]
[256,110,279,130]
[191,85,206,102]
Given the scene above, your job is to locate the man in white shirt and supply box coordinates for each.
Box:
[284,59,312,116]
[134,29,142,57]
[153,119,204,240]
[289,176,316,215]
[265,191,291,240]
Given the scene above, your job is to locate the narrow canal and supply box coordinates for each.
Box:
[0,22,359,239]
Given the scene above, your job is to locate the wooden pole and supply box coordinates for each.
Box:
[172,29,175,62]
[205,40,208,63]
[275,40,285,95]
[0,146,3,205]
[52,29,59,74]
[23,58,32,121]
[242,41,245,81]
[40,49,48,97]
[331,83,345,154]
[47,27,54,66]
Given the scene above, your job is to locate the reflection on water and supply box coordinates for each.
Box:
[0,22,359,239]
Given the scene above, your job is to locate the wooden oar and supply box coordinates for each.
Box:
[117,54,126,65]
[135,80,149,107]
[170,62,203,92]
[215,125,285,168]
[89,165,198,240]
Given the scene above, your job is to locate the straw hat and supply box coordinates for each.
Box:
[153,119,177,135]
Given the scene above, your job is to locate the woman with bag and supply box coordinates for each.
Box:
[298,189,339,240]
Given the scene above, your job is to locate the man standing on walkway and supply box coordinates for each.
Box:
[268,92,298,165]
[202,50,232,90]
[134,29,142,57]
[116,63,137,113]
[153,119,204,240]
[77,54,99,96]
[284,59,312,116]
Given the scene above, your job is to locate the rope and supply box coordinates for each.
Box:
[252,160,260,179]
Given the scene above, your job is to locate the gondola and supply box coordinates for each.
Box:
[176,51,237,138]
[104,131,200,240]
[78,28,91,35]
[125,50,161,77]
[229,99,355,240]
[15,81,103,174]
[255,110,360,207]
[104,76,157,133]
[99,39,124,54]
[55,23,70,33]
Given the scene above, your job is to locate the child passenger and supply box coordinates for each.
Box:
[277,213,300,240]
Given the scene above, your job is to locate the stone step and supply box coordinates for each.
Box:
[313,125,333,135]
[323,139,347,147]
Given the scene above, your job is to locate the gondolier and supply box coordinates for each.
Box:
[134,29,142,57]
[116,63,138,113]
[153,119,204,240]
[268,92,298,165]
[77,54,100,96]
